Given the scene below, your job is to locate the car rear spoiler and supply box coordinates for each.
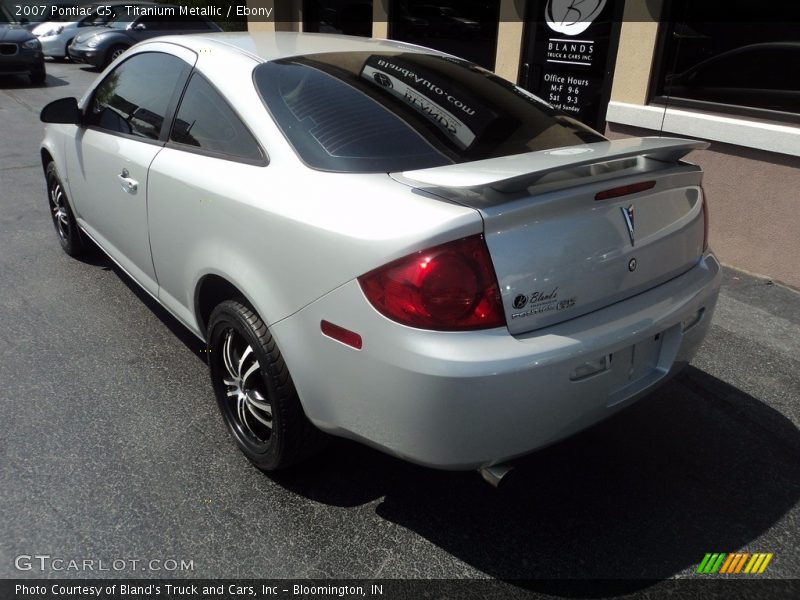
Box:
[396,137,709,193]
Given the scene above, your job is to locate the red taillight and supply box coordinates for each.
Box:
[358,235,506,331]
[701,186,710,252]
[595,180,656,201]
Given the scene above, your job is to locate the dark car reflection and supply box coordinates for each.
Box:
[303,0,373,37]
[394,1,484,40]
[391,1,500,70]
[664,42,800,114]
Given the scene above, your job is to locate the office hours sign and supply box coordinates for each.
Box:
[521,0,624,131]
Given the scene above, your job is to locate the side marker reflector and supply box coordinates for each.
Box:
[321,320,362,350]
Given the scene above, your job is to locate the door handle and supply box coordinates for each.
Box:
[118,168,138,193]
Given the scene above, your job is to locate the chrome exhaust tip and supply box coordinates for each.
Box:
[479,464,515,488]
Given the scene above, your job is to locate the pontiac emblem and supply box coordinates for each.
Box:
[621,205,635,247]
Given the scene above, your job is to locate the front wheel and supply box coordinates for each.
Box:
[207,300,324,471]
[105,45,128,67]
[46,162,85,256]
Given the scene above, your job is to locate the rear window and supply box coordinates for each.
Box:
[254,51,604,173]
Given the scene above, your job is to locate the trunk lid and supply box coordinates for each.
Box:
[392,137,709,334]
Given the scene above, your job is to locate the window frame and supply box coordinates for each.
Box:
[82,50,193,145]
[165,71,268,167]
[648,18,800,125]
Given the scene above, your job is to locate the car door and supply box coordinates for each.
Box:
[146,72,268,332]
[66,46,195,295]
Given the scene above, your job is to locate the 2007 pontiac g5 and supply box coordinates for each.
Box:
[40,32,721,481]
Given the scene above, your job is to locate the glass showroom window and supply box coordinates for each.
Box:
[388,0,501,70]
[651,0,800,122]
[303,0,373,37]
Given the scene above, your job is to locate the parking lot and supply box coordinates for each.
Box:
[1,60,799,592]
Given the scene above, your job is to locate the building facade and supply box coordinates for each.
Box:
[248,0,800,288]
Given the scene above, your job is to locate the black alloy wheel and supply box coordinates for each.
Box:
[207,300,324,471]
[46,162,85,256]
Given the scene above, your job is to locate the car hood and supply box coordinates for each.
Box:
[0,24,36,43]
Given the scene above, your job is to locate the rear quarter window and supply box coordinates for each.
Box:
[170,73,265,164]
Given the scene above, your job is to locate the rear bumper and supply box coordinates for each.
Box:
[272,253,723,470]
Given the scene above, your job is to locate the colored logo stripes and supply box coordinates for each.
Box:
[697,552,773,574]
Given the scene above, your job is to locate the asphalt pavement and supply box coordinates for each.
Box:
[1,61,799,594]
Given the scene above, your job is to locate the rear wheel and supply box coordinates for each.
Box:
[207,300,324,471]
[46,162,85,257]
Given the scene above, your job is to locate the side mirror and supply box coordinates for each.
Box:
[133,23,146,31]
[41,97,81,125]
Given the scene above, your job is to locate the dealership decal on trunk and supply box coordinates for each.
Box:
[511,287,577,319]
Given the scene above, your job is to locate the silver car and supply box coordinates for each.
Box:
[39,33,721,483]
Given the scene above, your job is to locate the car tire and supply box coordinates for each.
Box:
[29,67,46,85]
[105,45,128,67]
[207,300,325,471]
[45,162,85,257]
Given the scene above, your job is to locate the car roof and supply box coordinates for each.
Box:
[158,31,446,63]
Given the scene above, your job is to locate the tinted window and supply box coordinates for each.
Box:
[86,52,188,139]
[389,0,500,70]
[681,47,796,92]
[654,1,800,116]
[170,74,264,163]
[254,52,604,173]
[303,0,373,37]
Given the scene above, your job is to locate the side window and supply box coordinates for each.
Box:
[85,52,188,139]
[170,74,264,163]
